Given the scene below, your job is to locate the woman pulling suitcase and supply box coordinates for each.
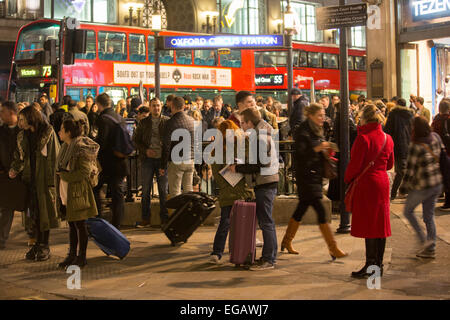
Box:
[209,120,254,264]
[281,103,347,260]
[56,119,99,269]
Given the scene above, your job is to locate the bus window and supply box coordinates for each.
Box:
[98,31,127,61]
[299,51,307,67]
[75,30,96,60]
[129,34,146,62]
[195,50,218,66]
[307,52,322,68]
[293,50,299,67]
[148,36,155,62]
[176,50,192,65]
[160,50,174,64]
[99,86,128,105]
[348,56,354,70]
[131,87,148,100]
[219,50,241,68]
[66,87,97,101]
[355,56,366,70]
[254,51,286,68]
[323,53,338,69]
[15,22,59,61]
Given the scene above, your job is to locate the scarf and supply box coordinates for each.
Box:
[57,136,99,172]
[307,118,324,139]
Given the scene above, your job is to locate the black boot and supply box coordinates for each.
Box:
[376,238,386,277]
[25,243,39,260]
[36,244,50,261]
[59,223,79,269]
[351,238,377,278]
[73,251,87,268]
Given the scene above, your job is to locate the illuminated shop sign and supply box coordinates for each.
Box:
[255,74,284,86]
[17,65,53,79]
[163,35,285,49]
[411,0,450,21]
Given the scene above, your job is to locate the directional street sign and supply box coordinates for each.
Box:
[316,3,367,30]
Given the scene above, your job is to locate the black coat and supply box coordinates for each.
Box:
[384,106,414,160]
[293,120,325,200]
[0,124,20,174]
[290,95,309,130]
[95,108,128,177]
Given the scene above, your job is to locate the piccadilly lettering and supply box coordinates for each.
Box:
[412,0,450,20]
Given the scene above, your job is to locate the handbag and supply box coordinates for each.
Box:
[345,133,387,212]
[323,154,338,180]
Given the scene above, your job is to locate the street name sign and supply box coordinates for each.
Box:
[316,3,367,30]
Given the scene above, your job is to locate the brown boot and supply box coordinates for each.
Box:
[281,218,300,254]
[319,223,348,260]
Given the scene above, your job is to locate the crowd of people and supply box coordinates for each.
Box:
[0,88,448,276]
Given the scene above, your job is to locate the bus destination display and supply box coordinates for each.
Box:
[17,65,53,79]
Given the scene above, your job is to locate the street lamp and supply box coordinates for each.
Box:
[125,3,144,26]
[284,1,295,118]
[152,0,162,99]
[202,11,219,34]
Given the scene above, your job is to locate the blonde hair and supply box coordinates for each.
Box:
[77,101,85,110]
[305,103,324,117]
[191,110,203,121]
[361,104,385,124]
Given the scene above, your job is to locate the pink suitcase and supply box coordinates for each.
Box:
[229,200,257,267]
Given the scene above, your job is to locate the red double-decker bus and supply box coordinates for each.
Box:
[254,42,367,102]
[8,19,255,105]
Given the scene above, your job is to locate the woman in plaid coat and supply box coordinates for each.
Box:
[345,105,394,278]
[400,116,443,259]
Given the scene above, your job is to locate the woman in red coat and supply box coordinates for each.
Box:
[345,105,394,278]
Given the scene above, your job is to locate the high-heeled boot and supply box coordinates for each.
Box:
[58,226,78,269]
[281,218,300,254]
[319,223,348,260]
[351,238,377,278]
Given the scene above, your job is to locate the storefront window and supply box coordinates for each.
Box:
[281,1,322,43]
[400,47,418,102]
[217,0,263,35]
[54,0,91,21]
[46,0,116,23]
[351,26,366,48]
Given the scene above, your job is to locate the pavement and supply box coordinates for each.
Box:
[0,197,449,300]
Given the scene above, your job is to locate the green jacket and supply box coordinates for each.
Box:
[56,153,98,222]
[11,124,60,232]
[133,114,169,161]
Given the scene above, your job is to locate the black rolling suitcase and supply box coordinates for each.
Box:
[163,192,216,246]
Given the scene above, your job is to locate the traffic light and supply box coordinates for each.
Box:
[63,28,87,65]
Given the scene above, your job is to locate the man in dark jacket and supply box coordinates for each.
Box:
[93,93,128,229]
[49,102,72,142]
[160,96,195,199]
[289,88,309,132]
[133,97,170,226]
[0,101,20,249]
[162,94,174,118]
[384,99,414,200]
[38,94,54,118]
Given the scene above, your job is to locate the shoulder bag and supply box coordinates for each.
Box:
[344,133,387,212]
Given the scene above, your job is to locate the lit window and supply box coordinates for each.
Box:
[217,0,264,35]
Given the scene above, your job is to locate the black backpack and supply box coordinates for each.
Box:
[102,114,134,158]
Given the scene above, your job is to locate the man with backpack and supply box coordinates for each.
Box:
[93,93,133,229]
[432,98,450,211]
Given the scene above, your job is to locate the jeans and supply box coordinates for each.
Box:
[391,157,407,199]
[167,161,195,199]
[255,185,278,264]
[94,172,126,229]
[403,184,442,251]
[0,207,14,246]
[211,205,232,259]
[141,158,169,224]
